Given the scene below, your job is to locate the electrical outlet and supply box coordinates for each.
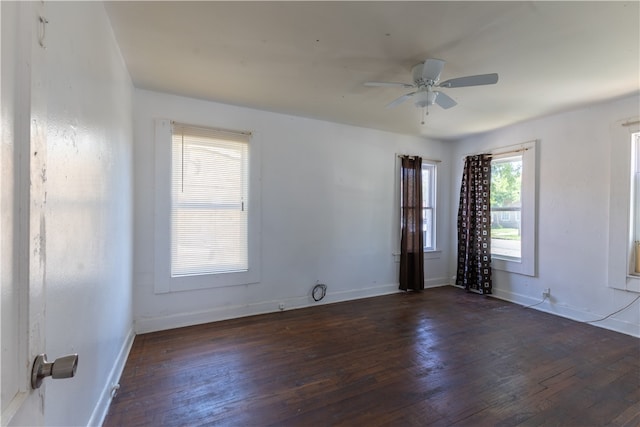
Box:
[278,302,285,311]
[542,288,551,298]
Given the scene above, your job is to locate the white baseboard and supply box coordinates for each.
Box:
[489,287,640,338]
[135,279,450,334]
[448,275,639,338]
[87,328,135,427]
[425,277,449,289]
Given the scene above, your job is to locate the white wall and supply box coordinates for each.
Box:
[37,3,134,426]
[133,89,452,333]
[451,94,640,337]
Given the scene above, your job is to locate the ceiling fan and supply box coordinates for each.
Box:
[364,58,498,114]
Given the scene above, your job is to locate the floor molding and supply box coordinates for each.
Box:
[135,279,450,334]
[87,328,135,427]
[488,286,640,338]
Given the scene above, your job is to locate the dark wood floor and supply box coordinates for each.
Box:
[103,287,640,426]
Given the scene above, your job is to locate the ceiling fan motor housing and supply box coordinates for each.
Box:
[412,63,431,86]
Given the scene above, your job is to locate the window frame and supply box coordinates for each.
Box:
[632,132,640,277]
[490,153,523,262]
[421,161,437,251]
[607,117,640,292]
[154,119,261,294]
[395,156,439,257]
[487,141,537,276]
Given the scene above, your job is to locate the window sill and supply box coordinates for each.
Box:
[492,255,522,263]
[393,250,441,263]
[624,274,640,293]
[491,256,535,277]
[424,250,442,259]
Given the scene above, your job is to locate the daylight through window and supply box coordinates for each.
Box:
[399,160,437,251]
[490,155,522,261]
[422,162,437,251]
[171,124,250,277]
[632,132,640,275]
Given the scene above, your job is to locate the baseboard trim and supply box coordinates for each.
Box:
[135,279,450,334]
[488,287,640,338]
[87,328,135,427]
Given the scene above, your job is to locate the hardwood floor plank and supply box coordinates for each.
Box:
[104,287,640,426]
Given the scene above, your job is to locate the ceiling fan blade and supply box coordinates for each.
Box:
[438,73,499,88]
[422,58,445,82]
[434,91,457,109]
[364,81,415,88]
[385,92,416,109]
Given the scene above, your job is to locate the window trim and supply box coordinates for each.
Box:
[632,132,640,277]
[484,140,537,276]
[395,155,439,258]
[154,119,261,294]
[490,153,523,263]
[608,117,640,292]
[422,161,437,251]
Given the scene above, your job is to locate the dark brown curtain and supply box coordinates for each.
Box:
[456,154,492,294]
[399,156,424,291]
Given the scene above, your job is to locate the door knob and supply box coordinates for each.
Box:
[31,353,78,389]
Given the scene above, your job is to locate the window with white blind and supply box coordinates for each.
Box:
[154,119,261,293]
[171,125,249,277]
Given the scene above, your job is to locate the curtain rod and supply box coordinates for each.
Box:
[489,147,529,157]
[397,155,442,163]
[463,147,529,160]
[622,120,640,127]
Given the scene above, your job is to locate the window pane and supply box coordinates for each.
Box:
[422,163,436,249]
[399,160,436,251]
[423,207,433,250]
[171,125,249,277]
[491,156,522,260]
[172,208,247,276]
[633,133,640,275]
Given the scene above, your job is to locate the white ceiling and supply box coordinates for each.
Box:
[105,1,640,140]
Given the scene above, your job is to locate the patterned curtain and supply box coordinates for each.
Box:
[456,154,492,294]
[399,156,424,291]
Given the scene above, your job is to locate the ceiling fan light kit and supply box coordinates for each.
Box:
[413,90,437,109]
[364,58,499,124]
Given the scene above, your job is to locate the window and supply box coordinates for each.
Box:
[608,119,639,292]
[631,132,640,276]
[154,120,261,293]
[487,141,537,276]
[491,155,522,261]
[398,158,437,252]
[171,124,249,277]
[422,162,437,251]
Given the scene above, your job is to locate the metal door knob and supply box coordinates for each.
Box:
[31,353,78,389]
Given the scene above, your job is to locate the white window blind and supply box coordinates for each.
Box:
[171,123,250,277]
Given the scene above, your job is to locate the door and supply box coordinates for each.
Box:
[1,1,48,425]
